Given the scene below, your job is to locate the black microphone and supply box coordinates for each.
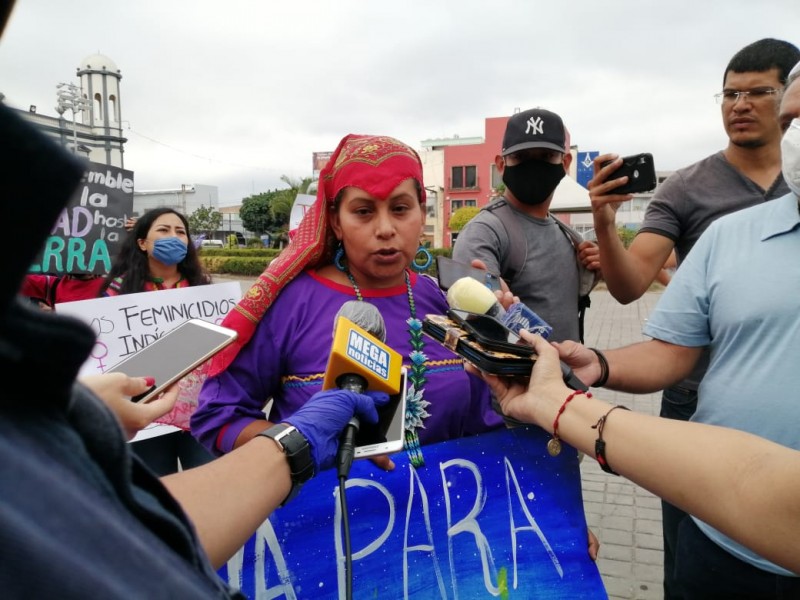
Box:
[323,301,402,478]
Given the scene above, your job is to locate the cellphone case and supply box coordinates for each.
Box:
[446,308,535,356]
[602,152,657,194]
[422,313,536,376]
[353,368,407,458]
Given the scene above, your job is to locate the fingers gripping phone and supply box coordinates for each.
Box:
[601,152,657,194]
[436,256,501,292]
[105,319,238,403]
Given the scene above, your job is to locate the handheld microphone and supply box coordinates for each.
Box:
[445,277,586,391]
[324,301,403,477]
[446,276,552,339]
[447,276,506,318]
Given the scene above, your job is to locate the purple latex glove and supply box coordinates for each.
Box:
[284,389,390,472]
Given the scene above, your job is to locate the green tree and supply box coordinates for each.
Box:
[239,192,276,235]
[617,225,638,248]
[449,206,480,232]
[270,188,295,227]
[271,175,313,226]
[280,175,314,195]
[240,177,313,243]
[188,205,223,237]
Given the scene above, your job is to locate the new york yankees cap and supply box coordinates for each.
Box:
[501,108,566,156]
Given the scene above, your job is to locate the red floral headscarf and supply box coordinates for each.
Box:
[208,133,425,375]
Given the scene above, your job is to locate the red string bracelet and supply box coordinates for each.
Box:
[547,389,591,457]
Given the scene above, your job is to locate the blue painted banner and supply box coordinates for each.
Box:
[219,426,606,599]
[576,152,599,189]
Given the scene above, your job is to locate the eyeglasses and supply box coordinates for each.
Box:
[714,87,780,105]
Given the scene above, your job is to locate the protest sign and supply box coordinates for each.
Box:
[221,426,606,599]
[29,161,134,275]
[56,282,242,440]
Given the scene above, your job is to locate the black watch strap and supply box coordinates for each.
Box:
[259,423,314,505]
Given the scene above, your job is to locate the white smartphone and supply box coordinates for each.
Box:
[354,367,408,458]
[105,319,238,404]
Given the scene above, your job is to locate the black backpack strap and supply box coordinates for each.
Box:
[553,217,597,344]
[481,198,527,286]
[577,294,591,344]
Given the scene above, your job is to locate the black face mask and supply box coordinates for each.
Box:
[502,159,566,206]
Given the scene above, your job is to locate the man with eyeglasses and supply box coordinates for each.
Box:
[585,38,800,600]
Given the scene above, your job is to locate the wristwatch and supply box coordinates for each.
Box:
[258,423,314,505]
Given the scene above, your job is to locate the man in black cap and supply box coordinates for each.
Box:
[454,108,601,560]
[453,108,600,345]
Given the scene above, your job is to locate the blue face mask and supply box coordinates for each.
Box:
[152,237,188,266]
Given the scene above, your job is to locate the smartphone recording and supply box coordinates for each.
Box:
[601,152,657,194]
[436,256,501,292]
[105,319,237,403]
[447,309,534,357]
[353,367,407,458]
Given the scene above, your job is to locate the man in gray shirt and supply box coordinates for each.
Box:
[453,108,599,343]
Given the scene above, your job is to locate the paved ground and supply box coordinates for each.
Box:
[580,287,665,600]
[214,275,667,599]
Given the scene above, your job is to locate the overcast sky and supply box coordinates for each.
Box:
[1,1,797,205]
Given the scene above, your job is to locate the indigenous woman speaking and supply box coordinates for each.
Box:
[191,134,503,468]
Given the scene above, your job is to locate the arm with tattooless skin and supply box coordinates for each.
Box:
[476,332,800,575]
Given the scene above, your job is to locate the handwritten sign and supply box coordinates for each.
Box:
[29,161,135,275]
[220,427,606,599]
[56,282,242,440]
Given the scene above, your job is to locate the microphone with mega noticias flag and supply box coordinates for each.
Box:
[324,301,403,477]
[446,276,553,338]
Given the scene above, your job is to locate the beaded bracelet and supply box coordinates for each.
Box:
[592,405,630,475]
[589,348,609,387]
[547,389,592,457]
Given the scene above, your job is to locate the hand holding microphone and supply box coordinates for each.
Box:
[447,276,553,338]
[284,389,389,472]
[445,276,586,391]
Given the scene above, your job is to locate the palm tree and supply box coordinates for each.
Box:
[271,175,313,223]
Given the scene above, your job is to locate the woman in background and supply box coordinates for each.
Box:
[100,207,214,475]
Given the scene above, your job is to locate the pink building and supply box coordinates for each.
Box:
[423,115,565,248]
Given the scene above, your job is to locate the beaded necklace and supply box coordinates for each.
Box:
[345,269,429,467]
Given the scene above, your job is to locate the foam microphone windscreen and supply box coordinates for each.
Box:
[446,276,504,318]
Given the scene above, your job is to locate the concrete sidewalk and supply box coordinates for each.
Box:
[581,288,665,600]
[214,275,666,599]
